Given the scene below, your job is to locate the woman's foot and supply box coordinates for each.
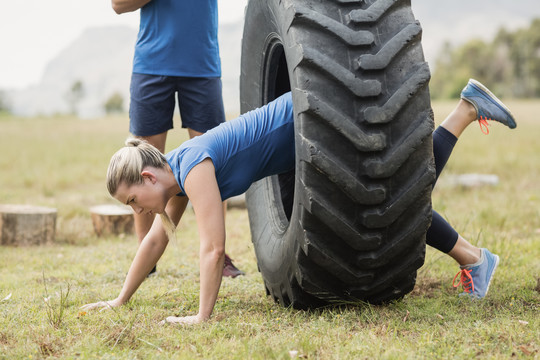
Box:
[460,79,517,132]
[452,248,499,299]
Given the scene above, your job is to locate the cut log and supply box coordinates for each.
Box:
[90,204,134,237]
[0,204,57,246]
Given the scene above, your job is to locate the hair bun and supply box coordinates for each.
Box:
[125,138,145,147]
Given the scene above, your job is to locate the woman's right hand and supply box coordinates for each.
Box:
[80,297,124,312]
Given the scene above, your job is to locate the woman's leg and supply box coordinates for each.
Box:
[425,79,516,298]
[427,100,478,260]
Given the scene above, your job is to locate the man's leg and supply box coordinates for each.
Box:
[129,73,176,276]
[178,78,244,278]
[186,127,244,278]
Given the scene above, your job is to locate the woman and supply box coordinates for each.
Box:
[82,79,516,324]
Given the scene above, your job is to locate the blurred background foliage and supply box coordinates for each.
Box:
[430,18,540,99]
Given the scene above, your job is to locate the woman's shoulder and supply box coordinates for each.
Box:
[166,141,216,192]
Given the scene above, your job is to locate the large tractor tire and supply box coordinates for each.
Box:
[240,0,435,308]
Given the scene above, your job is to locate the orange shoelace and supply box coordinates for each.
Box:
[478,116,491,135]
[452,268,475,293]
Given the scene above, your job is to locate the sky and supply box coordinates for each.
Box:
[0,0,248,90]
[1,0,539,91]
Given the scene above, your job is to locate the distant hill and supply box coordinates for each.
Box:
[7,0,540,117]
[10,26,136,118]
[9,22,244,118]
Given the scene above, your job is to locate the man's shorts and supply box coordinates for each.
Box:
[129,73,226,137]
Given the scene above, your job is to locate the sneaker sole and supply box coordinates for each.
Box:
[466,79,517,129]
[481,254,499,298]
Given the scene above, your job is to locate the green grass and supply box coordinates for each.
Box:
[0,102,538,359]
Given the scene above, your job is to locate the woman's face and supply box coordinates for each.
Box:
[114,177,167,215]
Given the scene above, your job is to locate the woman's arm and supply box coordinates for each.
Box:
[81,195,189,311]
[111,0,152,14]
[164,159,225,324]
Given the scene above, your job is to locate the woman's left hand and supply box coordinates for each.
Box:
[80,297,124,311]
[161,314,205,325]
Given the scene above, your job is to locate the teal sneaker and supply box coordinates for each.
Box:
[452,248,500,299]
[461,79,517,133]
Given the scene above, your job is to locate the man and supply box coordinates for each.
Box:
[112,0,243,277]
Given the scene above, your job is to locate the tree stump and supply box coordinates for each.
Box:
[0,204,57,246]
[90,204,134,237]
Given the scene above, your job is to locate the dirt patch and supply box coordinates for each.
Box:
[39,341,56,357]
[34,335,64,358]
[409,277,443,298]
[0,332,13,346]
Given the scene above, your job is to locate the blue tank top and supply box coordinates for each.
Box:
[133,0,221,77]
[166,92,295,200]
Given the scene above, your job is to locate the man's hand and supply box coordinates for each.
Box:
[112,0,152,14]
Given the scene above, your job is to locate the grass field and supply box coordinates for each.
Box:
[0,101,538,359]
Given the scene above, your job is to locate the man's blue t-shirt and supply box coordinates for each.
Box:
[166,92,295,200]
[134,0,221,77]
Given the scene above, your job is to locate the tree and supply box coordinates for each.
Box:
[103,92,124,114]
[65,80,85,115]
[0,90,11,114]
[430,18,540,99]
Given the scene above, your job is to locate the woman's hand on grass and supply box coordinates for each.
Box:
[161,314,206,325]
[80,298,123,312]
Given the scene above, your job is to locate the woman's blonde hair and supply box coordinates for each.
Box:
[106,138,168,196]
[107,138,176,241]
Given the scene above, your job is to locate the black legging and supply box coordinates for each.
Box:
[426,126,459,253]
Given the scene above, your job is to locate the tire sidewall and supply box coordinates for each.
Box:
[241,0,301,294]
